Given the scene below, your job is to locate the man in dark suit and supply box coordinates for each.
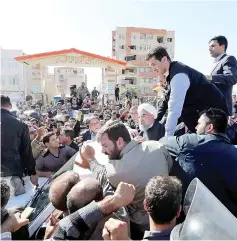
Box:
[79,115,101,143]
[206,36,237,115]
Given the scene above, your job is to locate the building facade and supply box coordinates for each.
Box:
[111,27,175,97]
[0,48,26,102]
[54,67,87,95]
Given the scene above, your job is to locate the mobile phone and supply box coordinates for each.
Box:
[21,207,34,219]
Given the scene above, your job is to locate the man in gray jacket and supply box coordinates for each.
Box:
[79,121,173,239]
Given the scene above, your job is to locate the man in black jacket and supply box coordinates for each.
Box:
[1,95,38,190]
[146,47,228,136]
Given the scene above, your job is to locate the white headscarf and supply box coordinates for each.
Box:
[137,103,157,119]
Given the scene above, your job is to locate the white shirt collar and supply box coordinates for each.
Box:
[214,53,225,63]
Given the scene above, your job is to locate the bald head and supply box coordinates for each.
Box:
[49,171,80,211]
[67,178,103,214]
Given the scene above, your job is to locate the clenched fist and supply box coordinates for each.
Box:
[81,142,95,161]
[113,182,135,208]
[102,218,129,240]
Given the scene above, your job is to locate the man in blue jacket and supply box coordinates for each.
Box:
[159,108,237,217]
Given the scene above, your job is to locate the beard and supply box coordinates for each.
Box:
[104,145,121,160]
[139,124,151,132]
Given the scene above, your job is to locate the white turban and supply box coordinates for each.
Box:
[137,103,157,119]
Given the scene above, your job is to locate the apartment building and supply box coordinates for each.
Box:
[0,48,26,102]
[54,67,87,95]
[111,27,175,97]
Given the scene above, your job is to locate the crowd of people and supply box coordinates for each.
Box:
[1,35,237,240]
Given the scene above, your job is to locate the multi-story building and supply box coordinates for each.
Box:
[111,27,175,97]
[0,48,27,102]
[54,67,87,95]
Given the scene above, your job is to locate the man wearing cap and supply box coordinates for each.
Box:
[137,103,165,141]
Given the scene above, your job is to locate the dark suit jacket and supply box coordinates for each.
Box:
[211,54,237,115]
[81,129,92,142]
[1,109,36,177]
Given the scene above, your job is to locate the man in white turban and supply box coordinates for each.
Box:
[137,103,165,141]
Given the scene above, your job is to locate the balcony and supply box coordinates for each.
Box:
[118,76,137,86]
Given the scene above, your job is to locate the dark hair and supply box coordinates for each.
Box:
[62,128,75,140]
[57,120,64,125]
[116,113,121,119]
[1,180,10,209]
[145,176,182,224]
[200,108,228,134]
[210,36,228,51]
[43,132,56,145]
[146,46,171,62]
[64,114,70,122]
[97,121,131,144]
[1,95,11,108]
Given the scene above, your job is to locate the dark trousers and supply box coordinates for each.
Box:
[115,94,119,102]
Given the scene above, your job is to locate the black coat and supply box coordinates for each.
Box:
[226,123,237,145]
[141,119,165,141]
[1,109,36,177]
[157,61,229,132]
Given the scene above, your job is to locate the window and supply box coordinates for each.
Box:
[119,45,124,49]
[12,77,19,85]
[167,38,173,42]
[146,67,152,72]
[140,33,146,39]
[125,55,136,61]
[119,34,125,39]
[132,34,136,40]
[149,78,154,83]
[157,36,164,43]
[140,45,149,51]
[147,35,153,40]
[140,78,145,84]
[128,45,136,50]
[140,56,146,61]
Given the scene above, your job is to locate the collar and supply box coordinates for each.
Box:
[165,61,177,83]
[207,133,230,143]
[119,140,140,158]
[143,229,172,239]
[0,108,11,114]
[214,53,226,63]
